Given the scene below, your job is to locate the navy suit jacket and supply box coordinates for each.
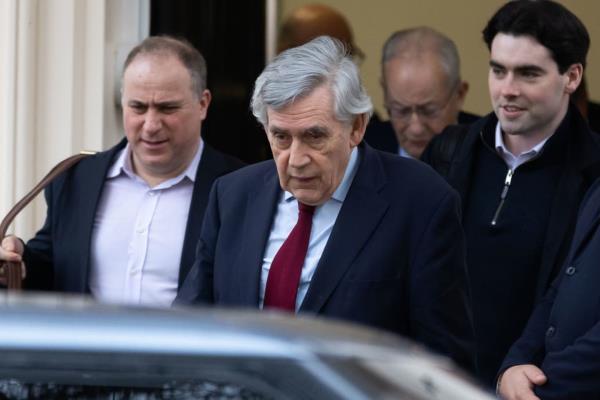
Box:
[177,142,476,370]
[24,138,244,292]
[500,178,600,399]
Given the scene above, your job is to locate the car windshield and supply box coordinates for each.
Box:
[0,379,272,400]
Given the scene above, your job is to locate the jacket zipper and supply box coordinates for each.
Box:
[490,169,513,226]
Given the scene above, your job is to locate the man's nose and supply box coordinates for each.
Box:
[500,75,520,98]
[143,110,162,133]
[288,140,310,168]
[405,113,428,135]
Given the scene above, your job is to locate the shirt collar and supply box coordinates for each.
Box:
[398,146,415,159]
[107,139,204,185]
[284,146,360,204]
[494,122,549,158]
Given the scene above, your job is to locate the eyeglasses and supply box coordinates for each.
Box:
[385,83,459,122]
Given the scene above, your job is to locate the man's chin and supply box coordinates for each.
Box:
[498,120,528,137]
[289,189,325,207]
[404,144,426,159]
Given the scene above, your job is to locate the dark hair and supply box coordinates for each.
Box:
[123,35,207,97]
[482,0,589,73]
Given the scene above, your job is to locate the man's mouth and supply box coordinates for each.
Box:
[141,138,168,147]
[501,104,525,118]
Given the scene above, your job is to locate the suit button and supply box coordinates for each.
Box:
[546,326,555,337]
[565,266,576,275]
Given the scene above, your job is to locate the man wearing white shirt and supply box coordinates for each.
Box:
[0,36,243,306]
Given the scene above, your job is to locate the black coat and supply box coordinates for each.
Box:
[423,107,600,301]
[500,177,600,399]
[421,105,600,385]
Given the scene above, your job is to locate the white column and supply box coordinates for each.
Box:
[0,0,39,237]
[0,0,148,239]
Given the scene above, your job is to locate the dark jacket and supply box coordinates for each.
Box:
[177,142,476,371]
[500,177,600,399]
[421,105,600,385]
[422,106,600,301]
[24,138,244,292]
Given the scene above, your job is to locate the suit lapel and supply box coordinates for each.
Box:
[300,145,389,313]
[235,164,280,306]
[178,144,237,286]
[76,140,126,291]
[570,205,600,263]
[536,108,600,296]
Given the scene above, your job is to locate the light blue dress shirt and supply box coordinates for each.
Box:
[259,147,360,311]
[398,146,414,159]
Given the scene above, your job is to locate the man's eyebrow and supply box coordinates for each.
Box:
[305,126,329,135]
[269,126,288,135]
[489,60,505,69]
[126,99,183,107]
[127,99,147,106]
[489,60,545,74]
[155,100,183,107]
[514,65,545,74]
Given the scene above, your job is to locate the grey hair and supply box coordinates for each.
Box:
[251,36,373,126]
[381,27,461,89]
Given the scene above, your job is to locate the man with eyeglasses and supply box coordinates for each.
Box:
[422,0,600,389]
[364,27,477,159]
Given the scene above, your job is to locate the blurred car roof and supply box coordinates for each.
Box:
[0,293,493,400]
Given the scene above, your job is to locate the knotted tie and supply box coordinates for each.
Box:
[264,202,316,311]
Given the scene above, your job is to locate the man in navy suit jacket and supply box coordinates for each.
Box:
[498,178,600,399]
[0,36,243,306]
[176,36,475,370]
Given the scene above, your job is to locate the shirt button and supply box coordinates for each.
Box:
[546,326,555,338]
[565,266,576,275]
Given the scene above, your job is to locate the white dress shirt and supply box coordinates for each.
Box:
[494,122,549,171]
[89,141,203,307]
[260,147,360,311]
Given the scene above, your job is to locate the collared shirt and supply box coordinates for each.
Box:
[494,122,549,171]
[89,140,203,307]
[398,146,414,159]
[260,147,360,311]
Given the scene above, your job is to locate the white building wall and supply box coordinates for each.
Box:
[0,0,148,239]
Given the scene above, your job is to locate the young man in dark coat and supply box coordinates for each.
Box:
[422,0,600,387]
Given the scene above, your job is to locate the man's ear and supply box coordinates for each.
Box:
[564,64,583,94]
[455,80,469,109]
[350,113,368,147]
[197,89,212,120]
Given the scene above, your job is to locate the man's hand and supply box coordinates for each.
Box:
[498,364,547,400]
[0,236,27,284]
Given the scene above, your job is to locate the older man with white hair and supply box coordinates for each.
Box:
[177,36,475,371]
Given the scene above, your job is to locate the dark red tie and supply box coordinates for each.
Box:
[264,202,316,311]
